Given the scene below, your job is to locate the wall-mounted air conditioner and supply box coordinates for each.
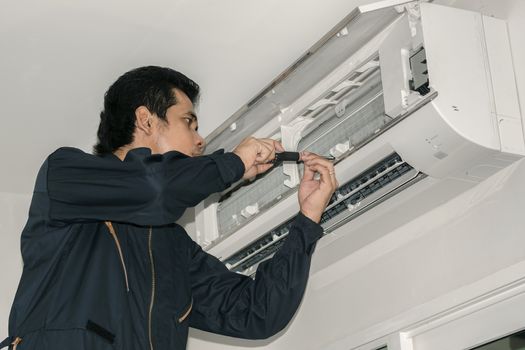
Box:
[192,0,524,277]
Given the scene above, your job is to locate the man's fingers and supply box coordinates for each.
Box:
[255,141,274,163]
[300,151,315,162]
[255,163,274,174]
[260,139,281,162]
[302,160,317,181]
[304,158,337,188]
[306,164,334,189]
[256,138,287,163]
[273,140,285,153]
[305,157,335,170]
[235,137,283,177]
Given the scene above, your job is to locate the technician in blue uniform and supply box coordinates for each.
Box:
[2,66,338,350]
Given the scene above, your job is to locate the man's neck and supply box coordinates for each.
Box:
[113,148,128,161]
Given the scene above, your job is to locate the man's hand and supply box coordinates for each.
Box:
[233,137,284,179]
[298,152,338,223]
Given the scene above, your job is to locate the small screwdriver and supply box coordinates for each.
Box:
[270,151,335,164]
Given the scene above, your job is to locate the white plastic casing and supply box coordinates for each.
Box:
[195,2,524,262]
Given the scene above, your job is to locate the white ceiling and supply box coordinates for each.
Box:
[0,0,517,194]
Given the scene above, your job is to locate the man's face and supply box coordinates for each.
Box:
[153,89,205,156]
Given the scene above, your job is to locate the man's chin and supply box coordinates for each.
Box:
[191,149,204,157]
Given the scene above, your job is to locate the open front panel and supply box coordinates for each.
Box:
[196,0,441,254]
[196,1,453,268]
[204,1,416,153]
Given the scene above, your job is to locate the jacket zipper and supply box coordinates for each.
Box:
[104,222,130,292]
[11,337,22,350]
[148,226,156,350]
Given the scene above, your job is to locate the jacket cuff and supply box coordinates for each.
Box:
[294,212,324,240]
[207,150,245,185]
[287,212,324,254]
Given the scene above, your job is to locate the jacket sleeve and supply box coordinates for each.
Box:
[188,212,323,339]
[45,147,245,226]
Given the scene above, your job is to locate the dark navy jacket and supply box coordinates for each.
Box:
[1,147,323,350]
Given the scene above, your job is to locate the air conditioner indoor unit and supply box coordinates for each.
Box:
[190,0,524,277]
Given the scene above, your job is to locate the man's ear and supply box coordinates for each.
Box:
[135,106,154,135]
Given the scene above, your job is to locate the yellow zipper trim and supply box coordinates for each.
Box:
[104,222,130,292]
[178,298,193,324]
[148,226,156,350]
[11,337,22,350]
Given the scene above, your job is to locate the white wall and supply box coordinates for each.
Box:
[0,193,31,339]
[187,159,525,350]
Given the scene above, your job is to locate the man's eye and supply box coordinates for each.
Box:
[184,117,192,124]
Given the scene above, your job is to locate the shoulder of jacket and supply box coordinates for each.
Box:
[47,147,91,161]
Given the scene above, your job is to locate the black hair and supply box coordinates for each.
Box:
[93,66,200,155]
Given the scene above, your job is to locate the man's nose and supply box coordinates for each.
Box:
[195,134,206,154]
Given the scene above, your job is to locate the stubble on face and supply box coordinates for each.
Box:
[154,89,203,156]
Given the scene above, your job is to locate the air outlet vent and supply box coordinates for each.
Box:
[223,152,425,276]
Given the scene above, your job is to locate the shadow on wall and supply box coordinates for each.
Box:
[187,300,302,349]
[190,328,276,348]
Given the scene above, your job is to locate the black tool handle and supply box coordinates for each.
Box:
[273,151,301,163]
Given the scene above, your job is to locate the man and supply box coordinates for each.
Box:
[1,66,337,349]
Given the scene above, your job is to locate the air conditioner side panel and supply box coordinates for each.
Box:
[483,15,525,155]
[420,3,523,154]
[420,3,499,150]
[388,102,520,181]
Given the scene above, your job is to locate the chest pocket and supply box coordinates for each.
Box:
[177,297,193,324]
